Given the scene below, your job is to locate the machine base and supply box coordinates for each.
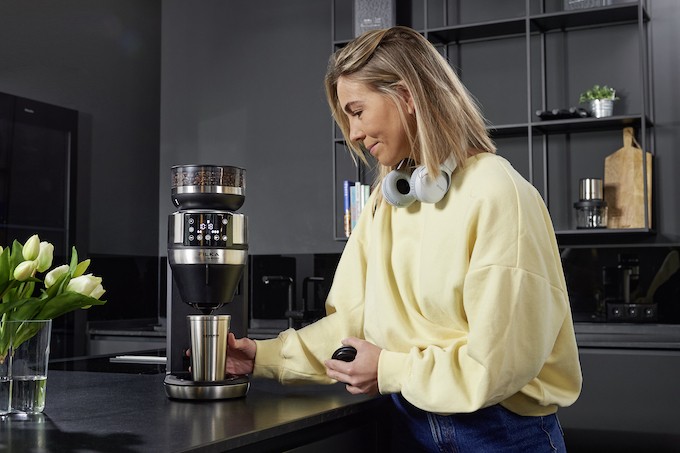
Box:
[164,372,250,400]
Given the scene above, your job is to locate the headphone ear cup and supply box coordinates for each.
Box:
[382,169,416,208]
[411,165,451,204]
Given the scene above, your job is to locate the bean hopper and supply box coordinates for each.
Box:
[164,164,250,400]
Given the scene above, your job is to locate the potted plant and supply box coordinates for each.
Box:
[579,84,619,118]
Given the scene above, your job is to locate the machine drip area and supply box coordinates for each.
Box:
[164,165,250,400]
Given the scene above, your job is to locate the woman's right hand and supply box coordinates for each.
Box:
[226,332,256,375]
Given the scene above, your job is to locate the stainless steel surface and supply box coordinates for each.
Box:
[189,315,230,381]
[579,178,604,200]
[168,248,247,265]
[110,355,167,365]
[163,373,250,400]
[229,213,247,244]
[174,185,244,195]
[589,99,614,118]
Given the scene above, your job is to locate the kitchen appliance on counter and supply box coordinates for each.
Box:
[603,253,658,322]
[164,164,250,400]
[574,178,608,229]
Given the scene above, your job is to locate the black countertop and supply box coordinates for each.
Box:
[0,370,387,453]
[574,322,680,349]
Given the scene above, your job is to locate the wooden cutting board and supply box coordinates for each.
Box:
[604,127,652,229]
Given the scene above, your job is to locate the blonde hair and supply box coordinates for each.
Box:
[324,26,496,187]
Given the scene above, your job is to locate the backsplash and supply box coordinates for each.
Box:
[563,245,680,323]
[54,246,680,358]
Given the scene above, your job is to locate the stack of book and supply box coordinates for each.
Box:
[343,180,371,237]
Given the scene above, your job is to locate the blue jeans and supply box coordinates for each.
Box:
[388,394,566,452]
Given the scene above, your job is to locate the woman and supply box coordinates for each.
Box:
[226,26,582,451]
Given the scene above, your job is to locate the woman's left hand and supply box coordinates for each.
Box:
[325,337,382,395]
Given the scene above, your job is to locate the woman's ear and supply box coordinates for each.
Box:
[396,82,415,115]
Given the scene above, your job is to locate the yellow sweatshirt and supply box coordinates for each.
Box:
[254,152,582,416]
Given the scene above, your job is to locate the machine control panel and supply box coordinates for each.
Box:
[606,302,658,322]
[183,212,230,246]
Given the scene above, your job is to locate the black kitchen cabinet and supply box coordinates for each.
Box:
[0,91,78,263]
[0,91,82,358]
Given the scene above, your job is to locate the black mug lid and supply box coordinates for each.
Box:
[573,199,607,208]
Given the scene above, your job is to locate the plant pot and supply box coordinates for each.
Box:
[589,99,614,118]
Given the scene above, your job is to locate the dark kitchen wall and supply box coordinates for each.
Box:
[0,0,161,257]
[159,0,344,256]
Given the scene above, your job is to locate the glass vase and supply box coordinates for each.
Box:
[0,351,10,416]
[7,320,52,414]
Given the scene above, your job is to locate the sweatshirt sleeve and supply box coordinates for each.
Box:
[253,192,377,384]
[377,179,578,414]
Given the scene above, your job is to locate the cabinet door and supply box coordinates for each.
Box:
[0,93,14,229]
[559,348,680,450]
[0,93,77,262]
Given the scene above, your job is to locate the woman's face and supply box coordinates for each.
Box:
[336,76,414,167]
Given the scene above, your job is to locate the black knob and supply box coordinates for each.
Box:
[331,346,357,362]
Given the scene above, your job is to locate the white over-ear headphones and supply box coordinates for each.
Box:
[382,155,457,208]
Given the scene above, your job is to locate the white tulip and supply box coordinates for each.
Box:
[66,274,103,298]
[89,283,106,300]
[36,242,55,273]
[22,235,40,261]
[81,283,106,308]
[13,260,36,281]
[45,264,69,288]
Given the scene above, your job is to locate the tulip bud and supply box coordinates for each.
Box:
[13,260,36,281]
[36,242,55,273]
[22,235,40,261]
[45,264,69,288]
[66,274,103,298]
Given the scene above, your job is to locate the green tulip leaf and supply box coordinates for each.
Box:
[35,292,106,321]
[0,297,34,316]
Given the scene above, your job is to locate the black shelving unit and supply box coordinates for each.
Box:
[490,114,652,138]
[331,0,654,244]
[426,18,526,43]
[529,3,649,32]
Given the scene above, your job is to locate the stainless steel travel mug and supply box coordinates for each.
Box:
[188,314,230,381]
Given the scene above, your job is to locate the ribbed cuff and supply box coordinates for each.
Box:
[377,350,409,394]
[252,337,284,380]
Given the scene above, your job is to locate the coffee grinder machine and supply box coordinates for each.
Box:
[164,164,250,399]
